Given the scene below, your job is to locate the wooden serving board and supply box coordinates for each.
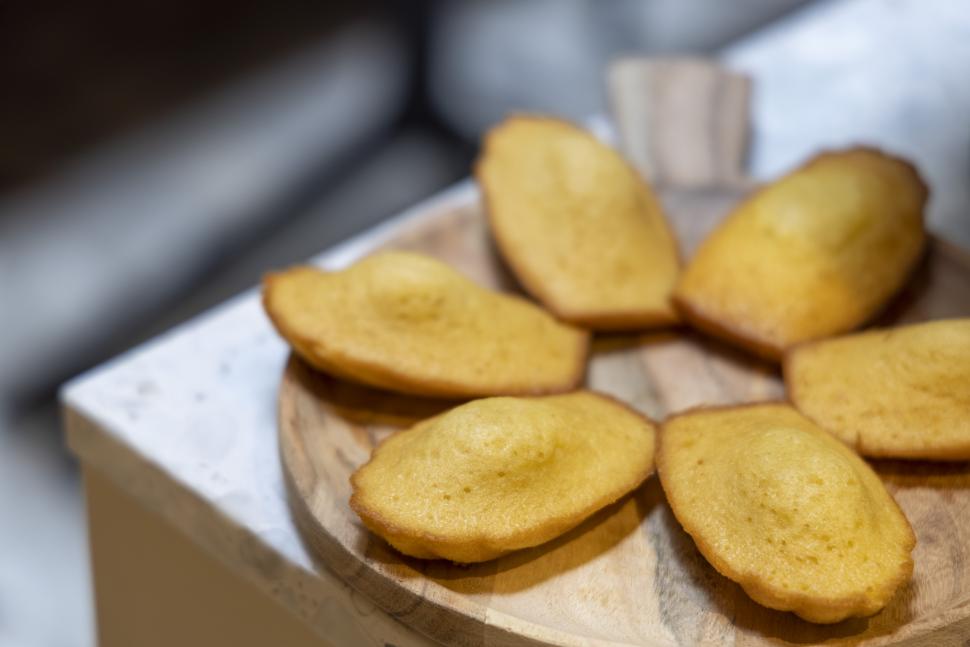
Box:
[278,60,970,646]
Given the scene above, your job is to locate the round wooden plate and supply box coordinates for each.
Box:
[278,60,970,646]
[278,181,970,645]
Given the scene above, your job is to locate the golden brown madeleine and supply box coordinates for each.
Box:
[658,404,915,623]
[350,391,656,563]
[476,116,680,330]
[263,251,588,398]
[786,319,970,460]
[674,148,927,359]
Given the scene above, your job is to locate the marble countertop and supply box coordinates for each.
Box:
[62,0,970,643]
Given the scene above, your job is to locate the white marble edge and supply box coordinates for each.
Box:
[60,178,479,645]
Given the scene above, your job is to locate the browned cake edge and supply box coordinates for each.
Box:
[672,293,786,361]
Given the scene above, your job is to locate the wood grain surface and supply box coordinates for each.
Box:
[278,60,970,646]
[608,58,750,189]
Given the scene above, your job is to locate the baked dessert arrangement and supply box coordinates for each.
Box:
[263,251,588,398]
[267,114,970,631]
[350,391,656,563]
[785,318,970,460]
[674,147,927,360]
[476,116,681,330]
[658,404,916,623]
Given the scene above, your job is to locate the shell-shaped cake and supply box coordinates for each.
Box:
[659,404,915,623]
[263,251,589,398]
[351,391,656,563]
[786,318,970,460]
[477,116,681,330]
[674,148,927,359]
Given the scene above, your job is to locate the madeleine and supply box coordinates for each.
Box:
[477,116,681,330]
[674,148,927,359]
[786,319,970,460]
[659,404,915,623]
[351,391,656,563]
[263,251,588,398]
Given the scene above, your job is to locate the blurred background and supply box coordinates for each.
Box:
[1,0,968,645]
